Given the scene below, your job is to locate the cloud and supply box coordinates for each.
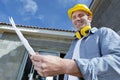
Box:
[37,15,44,20]
[21,14,44,22]
[0,13,8,22]
[22,17,31,21]
[20,0,38,15]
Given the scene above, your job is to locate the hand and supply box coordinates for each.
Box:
[30,53,83,77]
[30,54,67,77]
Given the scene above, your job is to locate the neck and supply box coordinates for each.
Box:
[79,25,91,31]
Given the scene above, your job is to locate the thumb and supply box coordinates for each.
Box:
[31,54,43,61]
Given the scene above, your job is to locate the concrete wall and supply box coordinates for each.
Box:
[0,33,25,80]
[92,0,120,32]
[117,30,120,35]
[0,28,73,80]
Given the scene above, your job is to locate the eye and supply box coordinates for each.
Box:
[78,14,84,18]
[72,16,76,20]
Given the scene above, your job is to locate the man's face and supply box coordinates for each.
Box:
[72,10,92,30]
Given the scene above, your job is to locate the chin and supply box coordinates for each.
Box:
[76,28,81,31]
[77,27,83,30]
[75,25,84,30]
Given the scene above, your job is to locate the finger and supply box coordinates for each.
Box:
[31,54,43,61]
[37,70,45,77]
[34,65,42,71]
[36,52,39,55]
[32,60,41,67]
[34,65,46,77]
[29,52,40,59]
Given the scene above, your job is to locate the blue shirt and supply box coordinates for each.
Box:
[64,27,120,80]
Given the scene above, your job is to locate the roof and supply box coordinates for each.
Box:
[0,22,75,32]
[0,22,75,39]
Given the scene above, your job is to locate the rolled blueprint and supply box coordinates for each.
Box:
[9,17,35,55]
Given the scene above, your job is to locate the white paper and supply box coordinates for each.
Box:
[46,77,53,80]
[9,17,35,55]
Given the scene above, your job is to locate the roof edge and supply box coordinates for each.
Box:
[0,22,75,32]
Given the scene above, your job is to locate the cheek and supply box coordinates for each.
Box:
[72,20,76,25]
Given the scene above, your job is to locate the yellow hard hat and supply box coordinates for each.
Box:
[68,4,92,20]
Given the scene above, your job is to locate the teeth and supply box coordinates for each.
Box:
[74,19,84,26]
[77,22,82,25]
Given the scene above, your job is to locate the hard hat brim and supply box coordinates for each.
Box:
[68,4,92,20]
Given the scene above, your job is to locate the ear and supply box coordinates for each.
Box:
[88,16,92,22]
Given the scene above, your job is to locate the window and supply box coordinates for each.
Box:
[17,50,62,80]
[0,33,3,38]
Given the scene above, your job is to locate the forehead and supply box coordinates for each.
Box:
[72,10,87,16]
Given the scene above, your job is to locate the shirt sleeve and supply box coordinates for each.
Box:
[74,27,120,80]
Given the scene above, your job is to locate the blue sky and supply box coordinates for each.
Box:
[0,0,92,30]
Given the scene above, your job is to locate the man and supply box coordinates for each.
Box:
[30,4,120,80]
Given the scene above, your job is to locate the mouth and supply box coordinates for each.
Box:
[75,20,84,29]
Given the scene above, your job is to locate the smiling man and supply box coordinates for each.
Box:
[30,4,120,80]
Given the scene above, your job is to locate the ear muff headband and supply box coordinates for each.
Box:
[75,26,91,39]
[80,26,91,36]
[76,31,82,39]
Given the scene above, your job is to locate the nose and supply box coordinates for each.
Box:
[74,19,81,25]
[72,16,81,25]
[76,16,81,20]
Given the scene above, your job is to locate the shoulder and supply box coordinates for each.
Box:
[99,27,113,31]
[90,27,111,35]
[96,27,116,35]
[96,27,120,39]
[90,27,113,33]
[91,27,120,39]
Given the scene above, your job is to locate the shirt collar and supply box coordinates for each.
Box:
[74,27,98,40]
[90,27,98,34]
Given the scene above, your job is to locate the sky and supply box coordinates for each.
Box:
[0,0,92,30]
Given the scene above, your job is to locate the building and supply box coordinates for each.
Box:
[0,22,74,80]
[91,0,120,33]
[0,0,120,80]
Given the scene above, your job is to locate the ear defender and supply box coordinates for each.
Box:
[75,26,91,39]
[76,31,82,39]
